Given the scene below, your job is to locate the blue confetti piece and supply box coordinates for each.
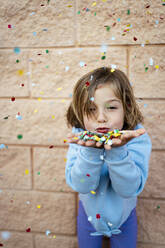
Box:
[14,47,21,54]
[155,20,159,25]
[1,231,11,240]
[33,32,37,36]
[46,230,51,236]
[69,93,72,97]
[79,61,85,67]
[65,66,69,72]
[144,104,147,108]
[117,18,120,22]
[16,115,22,120]
[0,144,6,149]
[111,36,115,40]
[30,12,35,16]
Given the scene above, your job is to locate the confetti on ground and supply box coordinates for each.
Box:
[25,169,29,175]
[37,205,41,208]
[26,228,31,232]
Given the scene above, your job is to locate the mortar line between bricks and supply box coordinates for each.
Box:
[31,147,34,189]
[1,144,165,152]
[0,44,165,50]
[0,228,77,237]
[137,241,165,246]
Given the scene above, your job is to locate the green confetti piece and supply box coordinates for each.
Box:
[17,134,23,139]
[37,172,40,175]
[16,59,19,63]
[106,26,110,31]
[127,9,130,15]
[157,205,160,209]
[145,67,148,72]
[101,56,106,60]
[45,65,49,68]
[94,12,96,16]
[77,11,80,14]
[46,50,49,53]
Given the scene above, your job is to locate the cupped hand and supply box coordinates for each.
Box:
[67,128,146,150]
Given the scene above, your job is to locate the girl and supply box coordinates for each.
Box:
[65,67,152,248]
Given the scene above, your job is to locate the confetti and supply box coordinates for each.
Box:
[85,82,90,87]
[37,205,41,208]
[1,231,11,240]
[90,190,96,194]
[14,47,21,54]
[149,58,153,66]
[0,144,6,149]
[26,228,31,232]
[17,134,23,139]
[96,214,100,219]
[33,32,37,36]
[86,174,90,177]
[90,97,94,101]
[155,65,159,69]
[88,216,92,221]
[92,2,97,7]
[133,37,137,41]
[127,9,130,15]
[46,230,51,235]
[25,169,29,175]
[79,61,85,67]
[8,24,12,28]
[11,97,15,102]
[17,70,24,76]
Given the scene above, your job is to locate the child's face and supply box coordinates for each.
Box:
[83,83,124,132]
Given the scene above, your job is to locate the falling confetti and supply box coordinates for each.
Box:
[96,214,101,219]
[17,134,23,139]
[14,47,21,54]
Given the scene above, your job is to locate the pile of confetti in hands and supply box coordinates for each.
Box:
[77,129,122,146]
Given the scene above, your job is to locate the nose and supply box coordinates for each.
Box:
[97,110,108,123]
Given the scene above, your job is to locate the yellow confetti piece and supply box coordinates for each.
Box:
[111,69,115,72]
[51,115,55,119]
[37,205,41,208]
[38,97,42,101]
[90,190,96,194]
[64,158,67,162]
[56,87,62,91]
[73,137,79,140]
[17,70,24,76]
[53,235,56,238]
[102,0,107,2]
[34,109,38,113]
[67,5,72,7]
[25,169,29,175]
[61,99,66,103]
[145,40,149,44]
[155,65,159,69]
[40,91,44,95]
[92,2,97,6]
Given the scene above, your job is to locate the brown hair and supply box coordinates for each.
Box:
[65,67,143,130]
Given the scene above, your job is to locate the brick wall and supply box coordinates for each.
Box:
[0,0,165,247]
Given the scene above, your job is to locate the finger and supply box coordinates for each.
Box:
[96,142,103,148]
[77,139,85,146]
[85,140,96,146]
[111,138,122,146]
[104,144,112,150]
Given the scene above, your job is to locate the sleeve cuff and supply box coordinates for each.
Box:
[79,146,104,163]
[104,145,128,162]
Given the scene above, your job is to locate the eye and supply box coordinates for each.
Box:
[106,106,117,109]
[89,107,96,112]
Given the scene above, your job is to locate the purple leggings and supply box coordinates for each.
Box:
[77,200,137,248]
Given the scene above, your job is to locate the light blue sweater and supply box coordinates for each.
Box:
[65,124,152,237]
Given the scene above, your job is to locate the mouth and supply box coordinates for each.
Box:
[96,128,110,134]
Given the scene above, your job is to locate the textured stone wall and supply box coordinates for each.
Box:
[0,0,165,247]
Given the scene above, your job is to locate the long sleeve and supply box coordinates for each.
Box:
[104,132,152,198]
[65,143,104,194]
